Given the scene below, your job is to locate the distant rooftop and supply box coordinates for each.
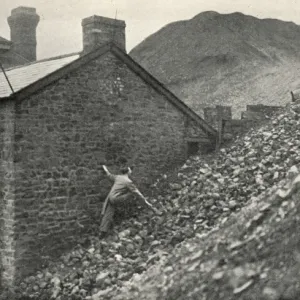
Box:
[0,53,80,98]
[0,36,11,51]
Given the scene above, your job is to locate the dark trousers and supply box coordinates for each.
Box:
[99,202,115,233]
[99,194,129,233]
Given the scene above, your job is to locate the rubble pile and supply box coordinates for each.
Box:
[117,146,300,298]
[12,101,300,300]
[118,166,300,300]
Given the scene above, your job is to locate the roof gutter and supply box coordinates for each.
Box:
[0,95,16,102]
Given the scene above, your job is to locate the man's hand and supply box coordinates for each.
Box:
[142,197,163,216]
[101,165,116,182]
[151,206,163,216]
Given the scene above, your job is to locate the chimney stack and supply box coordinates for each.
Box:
[81,15,126,53]
[7,6,39,62]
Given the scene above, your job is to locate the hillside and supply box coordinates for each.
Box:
[3,99,300,300]
[130,12,300,117]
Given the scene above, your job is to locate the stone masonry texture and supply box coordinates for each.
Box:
[0,100,16,287]
[0,50,210,283]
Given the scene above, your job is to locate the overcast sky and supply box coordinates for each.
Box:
[1,0,300,59]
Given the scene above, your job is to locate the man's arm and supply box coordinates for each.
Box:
[127,182,157,212]
[102,165,116,182]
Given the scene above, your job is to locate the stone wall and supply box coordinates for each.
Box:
[291,89,300,102]
[203,105,232,130]
[0,100,16,288]
[11,51,208,279]
[0,102,4,288]
[185,118,216,153]
[221,119,257,142]
[241,104,282,120]
[204,104,283,144]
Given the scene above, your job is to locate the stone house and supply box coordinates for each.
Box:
[0,7,217,285]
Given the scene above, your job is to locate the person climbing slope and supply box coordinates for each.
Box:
[99,165,160,238]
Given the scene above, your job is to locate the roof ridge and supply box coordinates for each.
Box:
[110,44,217,138]
[4,51,81,71]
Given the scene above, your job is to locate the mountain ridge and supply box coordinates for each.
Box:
[130,11,300,117]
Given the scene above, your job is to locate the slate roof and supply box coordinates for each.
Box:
[0,53,79,97]
[0,43,217,140]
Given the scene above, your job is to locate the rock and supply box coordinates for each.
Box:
[263,287,280,300]
[51,276,61,286]
[20,282,27,290]
[204,199,215,208]
[281,286,300,300]
[88,247,95,254]
[170,183,182,190]
[80,289,87,297]
[287,165,299,179]
[228,240,244,251]
[82,260,90,268]
[45,272,53,281]
[139,230,148,239]
[51,286,61,299]
[32,285,39,292]
[212,271,224,280]
[150,240,161,247]
[229,200,238,209]
[115,254,123,261]
[104,277,111,286]
[119,229,131,239]
[199,168,210,174]
[135,263,147,273]
[91,287,114,300]
[95,272,110,287]
[125,243,135,253]
[233,280,254,294]
[39,282,47,289]
[71,285,80,295]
